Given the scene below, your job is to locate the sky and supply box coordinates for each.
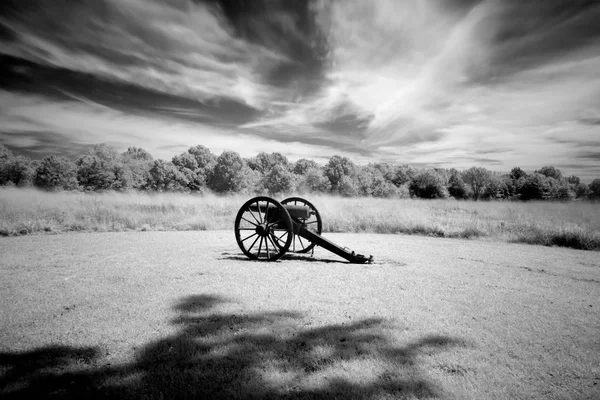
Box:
[1,0,599,180]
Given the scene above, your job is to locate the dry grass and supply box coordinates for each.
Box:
[1,187,599,250]
[1,232,599,399]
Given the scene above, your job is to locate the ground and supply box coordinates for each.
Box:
[1,232,599,399]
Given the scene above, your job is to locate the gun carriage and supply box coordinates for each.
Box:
[234,196,373,263]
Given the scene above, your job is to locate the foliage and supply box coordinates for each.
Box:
[298,167,331,193]
[518,173,552,201]
[463,167,491,200]
[34,155,79,190]
[447,169,470,199]
[263,164,296,195]
[207,151,246,193]
[509,167,527,181]
[293,158,318,175]
[247,152,289,174]
[409,170,449,199]
[147,160,189,192]
[589,179,600,200]
[324,155,356,192]
[535,165,562,180]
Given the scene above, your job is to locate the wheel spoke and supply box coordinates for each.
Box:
[267,235,279,250]
[257,237,263,258]
[241,217,258,227]
[298,236,307,249]
[247,208,261,225]
[247,235,260,253]
[265,236,270,258]
[241,232,258,242]
[305,220,318,225]
[238,228,256,231]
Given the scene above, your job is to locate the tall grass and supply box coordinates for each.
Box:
[1,187,599,250]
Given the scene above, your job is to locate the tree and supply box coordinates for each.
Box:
[122,147,153,190]
[34,155,78,190]
[188,145,216,171]
[76,154,116,190]
[409,170,449,199]
[324,155,356,192]
[509,167,527,181]
[293,159,318,175]
[391,165,415,187]
[447,170,470,199]
[247,152,289,174]
[535,166,562,180]
[463,167,491,200]
[297,167,331,193]
[0,144,14,185]
[147,160,189,192]
[208,151,246,193]
[6,156,36,186]
[123,146,153,161]
[263,164,296,195]
[517,173,552,200]
[172,152,203,191]
[589,179,600,200]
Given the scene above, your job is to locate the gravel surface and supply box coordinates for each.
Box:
[1,231,599,399]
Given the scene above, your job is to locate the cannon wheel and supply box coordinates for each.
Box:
[281,196,322,254]
[235,196,293,261]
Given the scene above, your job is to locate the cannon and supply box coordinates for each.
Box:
[234,196,373,263]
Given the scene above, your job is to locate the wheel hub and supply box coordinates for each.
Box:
[255,224,270,237]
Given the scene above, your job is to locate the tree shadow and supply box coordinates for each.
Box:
[1,295,467,399]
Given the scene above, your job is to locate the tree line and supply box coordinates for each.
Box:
[1,143,599,201]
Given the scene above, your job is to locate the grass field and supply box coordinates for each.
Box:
[1,232,599,399]
[1,187,599,251]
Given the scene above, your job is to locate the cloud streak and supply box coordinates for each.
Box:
[0,0,599,179]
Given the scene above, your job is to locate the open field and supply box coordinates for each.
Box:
[1,231,599,399]
[1,187,600,251]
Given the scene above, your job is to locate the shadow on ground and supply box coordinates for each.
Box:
[220,252,349,264]
[1,295,466,399]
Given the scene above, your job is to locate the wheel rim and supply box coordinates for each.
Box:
[235,196,293,261]
[281,196,322,253]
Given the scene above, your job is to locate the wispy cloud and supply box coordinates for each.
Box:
[0,0,599,179]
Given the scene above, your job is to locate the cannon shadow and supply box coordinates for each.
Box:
[1,295,467,399]
[220,253,354,264]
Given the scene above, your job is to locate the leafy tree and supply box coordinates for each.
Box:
[297,167,331,193]
[551,179,575,201]
[293,159,318,175]
[463,167,491,200]
[76,154,116,190]
[409,170,449,199]
[247,152,289,174]
[147,160,189,192]
[122,148,153,190]
[447,170,470,199]
[34,155,79,190]
[370,175,398,198]
[0,144,14,185]
[324,155,356,192]
[391,165,414,187]
[208,151,246,193]
[123,146,153,161]
[509,167,527,181]
[535,166,562,180]
[172,152,204,191]
[188,145,216,171]
[566,175,580,185]
[518,173,552,200]
[589,179,600,200]
[574,182,589,199]
[6,156,36,187]
[263,164,296,195]
[482,175,509,200]
[337,175,359,197]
